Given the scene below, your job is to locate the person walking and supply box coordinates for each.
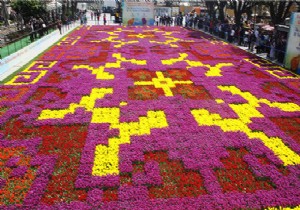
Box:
[57,19,62,35]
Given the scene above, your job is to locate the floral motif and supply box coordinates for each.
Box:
[0,26,299,209]
[128,69,211,100]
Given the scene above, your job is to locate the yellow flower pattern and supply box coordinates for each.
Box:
[192,85,300,166]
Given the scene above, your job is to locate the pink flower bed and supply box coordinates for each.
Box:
[0,25,300,209]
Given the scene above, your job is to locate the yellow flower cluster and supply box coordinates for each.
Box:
[161,53,188,65]
[38,86,168,176]
[244,58,299,79]
[150,32,194,48]
[192,85,300,166]
[161,53,233,77]
[134,71,193,97]
[113,53,146,65]
[91,33,139,48]
[57,36,81,46]
[267,205,300,210]
[5,61,57,86]
[73,53,146,80]
[92,110,168,176]
[38,88,113,120]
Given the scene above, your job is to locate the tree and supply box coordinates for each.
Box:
[115,0,121,13]
[164,0,173,7]
[62,0,66,18]
[218,1,227,22]
[62,0,73,23]
[204,1,227,21]
[70,0,77,19]
[227,0,254,27]
[266,1,297,25]
[205,1,217,19]
[1,0,10,26]
[11,0,47,24]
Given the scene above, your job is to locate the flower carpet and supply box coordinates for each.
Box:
[0,25,300,209]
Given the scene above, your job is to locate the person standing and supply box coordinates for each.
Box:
[269,38,275,60]
[115,12,119,23]
[29,18,35,42]
[103,14,107,25]
[249,30,256,52]
[155,16,159,26]
[91,11,93,20]
[229,26,235,43]
[57,19,62,35]
[185,14,189,28]
[142,16,147,26]
[97,11,100,24]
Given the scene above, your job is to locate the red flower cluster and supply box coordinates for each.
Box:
[215,148,274,193]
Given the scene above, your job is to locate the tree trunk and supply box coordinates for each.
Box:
[246,7,252,22]
[1,0,10,26]
[206,2,216,19]
[233,1,242,27]
[71,0,77,19]
[218,2,227,22]
[235,11,242,27]
[66,0,70,16]
[229,1,253,27]
[62,1,66,17]
[268,1,294,25]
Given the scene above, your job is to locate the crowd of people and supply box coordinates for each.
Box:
[176,12,288,64]
[27,17,49,41]
[86,10,107,25]
[25,14,75,42]
[154,15,174,26]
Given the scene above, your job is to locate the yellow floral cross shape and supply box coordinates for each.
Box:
[38,87,168,176]
[134,71,193,97]
[72,53,146,80]
[91,31,139,48]
[161,53,234,77]
[192,85,300,166]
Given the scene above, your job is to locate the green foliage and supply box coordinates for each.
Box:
[11,0,46,23]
